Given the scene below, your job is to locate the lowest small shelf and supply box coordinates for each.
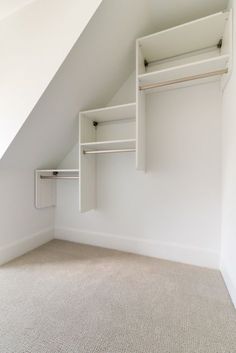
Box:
[35,169,79,209]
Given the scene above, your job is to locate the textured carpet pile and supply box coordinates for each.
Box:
[0,240,236,353]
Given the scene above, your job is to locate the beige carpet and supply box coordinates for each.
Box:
[0,240,236,353]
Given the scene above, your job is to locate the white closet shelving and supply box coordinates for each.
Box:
[79,102,144,212]
[137,12,231,92]
[35,169,79,208]
[78,10,231,213]
[36,10,232,212]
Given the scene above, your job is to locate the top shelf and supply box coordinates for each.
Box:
[138,12,228,63]
[80,103,136,123]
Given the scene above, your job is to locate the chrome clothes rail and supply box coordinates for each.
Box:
[144,43,222,67]
[139,68,228,91]
[40,176,79,180]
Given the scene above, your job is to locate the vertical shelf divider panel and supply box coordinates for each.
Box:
[221,9,233,89]
[136,40,146,171]
[79,113,96,212]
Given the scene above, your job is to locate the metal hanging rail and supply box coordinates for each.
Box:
[40,176,79,180]
[144,43,222,67]
[139,68,228,91]
[83,148,136,155]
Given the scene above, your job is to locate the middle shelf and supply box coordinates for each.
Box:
[80,103,136,144]
[81,139,136,151]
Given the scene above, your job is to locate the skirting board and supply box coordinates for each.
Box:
[221,265,236,309]
[55,227,219,269]
[0,228,54,266]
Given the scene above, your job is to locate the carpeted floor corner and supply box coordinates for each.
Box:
[0,239,235,353]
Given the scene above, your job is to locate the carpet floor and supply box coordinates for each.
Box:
[0,240,235,353]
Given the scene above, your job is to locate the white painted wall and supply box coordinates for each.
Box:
[55,77,222,269]
[0,0,156,265]
[0,167,54,265]
[0,0,102,265]
[0,0,102,159]
[221,1,236,308]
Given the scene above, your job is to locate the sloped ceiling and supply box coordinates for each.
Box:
[0,0,35,20]
[0,0,102,160]
[0,0,228,169]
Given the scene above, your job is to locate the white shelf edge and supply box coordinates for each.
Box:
[138,54,230,80]
[137,11,226,43]
[80,102,136,115]
[36,169,79,172]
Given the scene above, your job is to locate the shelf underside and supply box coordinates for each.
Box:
[80,103,136,122]
[81,139,136,151]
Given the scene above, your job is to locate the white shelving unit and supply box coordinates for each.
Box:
[79,102,143,212]
[78,10,232,213]
[139,55,229,88]
[36,10,232,213]
[35,169,79,209]
[135,11,231,195]
[137,12,231,92]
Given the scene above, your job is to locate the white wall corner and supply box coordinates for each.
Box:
[221,264,236,309]
[55,227,219,269]
[0,228,54,266]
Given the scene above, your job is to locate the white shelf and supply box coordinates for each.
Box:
[81,139,136,151]
[37,169,79,173]
[139,55,229,88]
[35,169,79,209]
[138,12,228,63]
[80,103,136,122]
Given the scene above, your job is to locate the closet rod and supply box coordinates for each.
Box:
[40,176,79,180]
[139,68,228,91]
[83,148,136,155]
[145,44,221,67]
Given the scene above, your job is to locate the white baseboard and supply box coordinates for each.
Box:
[0,228,54,266]
[221,265,236,309]
[55,227,219,269]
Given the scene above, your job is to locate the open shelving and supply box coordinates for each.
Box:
[137,12,231,92]
[79,102,145,212]
[135,12,231,169]
[35,169,79,209]
[78,10,232,213]
[80,103,136,144]
[138,55,229,90]
[35,9,232,212]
